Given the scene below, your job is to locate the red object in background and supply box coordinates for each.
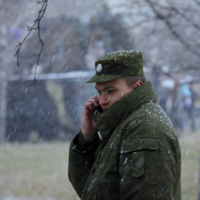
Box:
[112,14,118,19]
[91,16,97,21]
[101,15,107,20]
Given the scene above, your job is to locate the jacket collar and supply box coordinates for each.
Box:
[92,81,158,141]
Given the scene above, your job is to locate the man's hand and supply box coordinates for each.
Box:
[81,95,100,141]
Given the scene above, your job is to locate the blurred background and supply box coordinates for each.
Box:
[0,0,200,199]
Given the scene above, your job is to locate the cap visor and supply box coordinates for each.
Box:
[86,74,123,83]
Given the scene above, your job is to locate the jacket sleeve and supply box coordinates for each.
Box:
[68,131,99,198]
[119,130,181,200]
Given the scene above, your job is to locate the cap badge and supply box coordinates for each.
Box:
[96,64,102,73]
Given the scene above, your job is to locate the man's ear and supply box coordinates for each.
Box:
[133,80,143,89]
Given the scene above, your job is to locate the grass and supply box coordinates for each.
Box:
[0,142,77,200]
[0,131,200,200]
[180,131,200,200]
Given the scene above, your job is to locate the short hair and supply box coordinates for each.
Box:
[120,76,146,87]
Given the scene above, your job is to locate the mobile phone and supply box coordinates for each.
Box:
[95,100,103,113]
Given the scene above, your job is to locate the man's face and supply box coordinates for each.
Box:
[95,78,134,112]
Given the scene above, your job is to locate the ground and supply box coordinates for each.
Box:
[0,130,200,200]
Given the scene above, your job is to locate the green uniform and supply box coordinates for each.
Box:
[68,81,181,200]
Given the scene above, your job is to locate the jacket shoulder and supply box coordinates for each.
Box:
[121,102,177,140]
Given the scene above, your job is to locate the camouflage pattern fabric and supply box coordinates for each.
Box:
[86,50,144,83]
[68,81,181,200]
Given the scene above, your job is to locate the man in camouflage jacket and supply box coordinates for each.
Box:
[68,51,181,200]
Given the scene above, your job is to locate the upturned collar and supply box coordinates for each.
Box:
[92,81,158,141]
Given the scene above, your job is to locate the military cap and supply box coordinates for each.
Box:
[86,50,144,83]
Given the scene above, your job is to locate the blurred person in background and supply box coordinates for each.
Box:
[181,83,198,132]
[170,80,182,136]
[189,83,198,132]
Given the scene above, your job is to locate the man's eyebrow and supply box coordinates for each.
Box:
[95,85,115,91]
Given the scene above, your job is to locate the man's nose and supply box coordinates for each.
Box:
[99,95,109,106]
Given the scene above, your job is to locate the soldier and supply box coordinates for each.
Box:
[68,51,181,200]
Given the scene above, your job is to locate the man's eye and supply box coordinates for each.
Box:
[107,90,114,93]
[97,91,101,95]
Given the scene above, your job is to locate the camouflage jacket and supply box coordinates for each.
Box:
[68,81,181,200]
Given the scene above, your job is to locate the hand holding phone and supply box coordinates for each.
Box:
[94,100,103,114]
[81,95,100,141]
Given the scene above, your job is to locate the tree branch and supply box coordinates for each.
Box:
[14,0,48,86]
[165,20,200,56]
[194,0,200,7]
[170,6,200,31]
[145,0,200,57]
[126,18,156,30]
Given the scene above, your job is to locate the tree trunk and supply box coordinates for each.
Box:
[0,0,8,142]
[0,69,7,142]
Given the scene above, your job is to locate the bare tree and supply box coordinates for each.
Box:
[0,0,48,141]
[144,0,200,68]
[114,0,200,74]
